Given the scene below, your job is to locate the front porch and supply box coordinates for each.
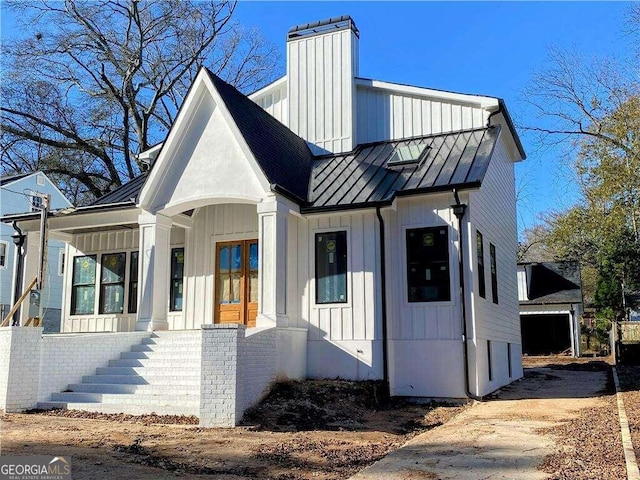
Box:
[17,198,293,335]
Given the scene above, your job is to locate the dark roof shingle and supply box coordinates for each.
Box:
[1,172,32,186]
[519,261,583,305]
[207,70,314,203]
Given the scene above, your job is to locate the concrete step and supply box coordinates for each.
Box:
[108,358,201,368]
[37,401,199,417]
[120,351,201,360]
[141,337,202,346]
[130,343,202,352]
[67,383,138,394]
[82,374,199,385]
[51,391,200,406]
[95,366,200,376]
[67,383,200,395]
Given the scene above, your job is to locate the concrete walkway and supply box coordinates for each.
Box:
[351,367,608,480]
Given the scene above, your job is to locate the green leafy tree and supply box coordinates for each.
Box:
[1,0,280,204]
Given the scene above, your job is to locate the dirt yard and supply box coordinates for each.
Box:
[522,355,626,480]
[614,364,640,466]
[1,359,633,480]
[0,381,465,480]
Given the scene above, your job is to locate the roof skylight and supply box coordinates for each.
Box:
[388,142,429,166]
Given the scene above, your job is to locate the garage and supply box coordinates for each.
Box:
[517,262,583,357]
[521,313,571,355]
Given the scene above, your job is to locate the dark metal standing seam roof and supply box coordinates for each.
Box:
[305,126,500,211]
[92,174,148,206]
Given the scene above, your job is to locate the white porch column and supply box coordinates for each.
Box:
[257,198,289,328]
[135,212,172,331]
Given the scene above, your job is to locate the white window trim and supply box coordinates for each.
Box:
[0,241,9,269]
[69,248,138,317]
[310,226,352,309]
[169,244,186,313]
[401,223,456,307]
[58,249,65,276]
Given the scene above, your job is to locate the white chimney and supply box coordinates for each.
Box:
[287,16,359,154]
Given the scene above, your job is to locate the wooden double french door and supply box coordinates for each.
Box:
[214,240,258,327]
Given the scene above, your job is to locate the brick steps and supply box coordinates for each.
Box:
[37,331,202,416]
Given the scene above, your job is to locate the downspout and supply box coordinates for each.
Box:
[11,221,26,326]
[451,189,483,401]
[375,206,390,392]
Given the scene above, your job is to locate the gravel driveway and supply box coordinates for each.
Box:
[351,359,625,480]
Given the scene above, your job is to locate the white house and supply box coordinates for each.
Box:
[1,16,525,425]
[0,172,72,331]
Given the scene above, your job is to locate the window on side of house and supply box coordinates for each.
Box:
[128,251,139,314]
[315,231,348,304]
[99,253,126,314]
[490,243,498,304]
[71,255,97,315]
[170,248,184,311]
[58,249,65,276]
[507,343,512,378]
[487,339,493,381]
[476,230,485,298]
[0,242,8,268]
[406,227,450,302]
[30,195,43,212]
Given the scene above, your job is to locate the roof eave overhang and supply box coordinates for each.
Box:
[2,201,138,230]
[300,183,481,215]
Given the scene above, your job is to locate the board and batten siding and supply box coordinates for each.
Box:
[250,80,288,126]
[298,211,382,380]
[384,194,466,397]
[356,85,488,145]
[287,27,358,154]
[467,134,523,395]
[181,204,258,330]
[61,229,140,333]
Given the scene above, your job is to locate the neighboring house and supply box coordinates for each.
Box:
[626,293,640,322]
[518,261,583,357]
[2,16,525,421]
[0,172,73,332]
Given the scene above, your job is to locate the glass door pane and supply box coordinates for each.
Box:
[218,245,231,304]
[230,244,242,304]
[248,241,258,304]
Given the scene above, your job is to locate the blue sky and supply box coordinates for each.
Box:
[233,1,631,235]
[1,2,632,235]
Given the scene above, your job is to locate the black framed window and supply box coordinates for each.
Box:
[487,340,493,381]
[71,255,97,315]
[170,248,184,311]
[507,343,512,378]
[406,227,450,302]
[0,242,7,268]
[99,253,126,314]
[476,230,486,298]
[128,251,139,313]
[490,243,498,304]
[315,231,347,304]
